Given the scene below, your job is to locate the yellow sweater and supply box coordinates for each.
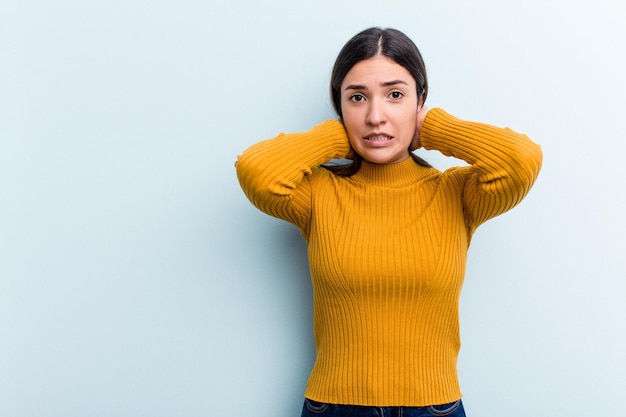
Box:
[235,108,542,407]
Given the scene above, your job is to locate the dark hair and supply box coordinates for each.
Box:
[324,27,432,176]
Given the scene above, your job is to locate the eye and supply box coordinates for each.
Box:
[389,91,404,100]
[349,94,366,102]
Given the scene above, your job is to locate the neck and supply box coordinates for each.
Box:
[352,157,432,187]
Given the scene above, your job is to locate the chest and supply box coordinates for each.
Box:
[307,180,469,295]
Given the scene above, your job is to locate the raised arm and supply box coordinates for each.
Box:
[419,108,543,231]
[235,120,351,228]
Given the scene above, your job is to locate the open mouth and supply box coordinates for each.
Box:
[365,135,393,142]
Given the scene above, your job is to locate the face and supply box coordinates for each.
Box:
[340,55,420,165]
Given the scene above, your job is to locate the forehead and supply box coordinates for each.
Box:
[341,55,415,89]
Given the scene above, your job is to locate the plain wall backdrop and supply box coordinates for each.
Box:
[1,0,625,416]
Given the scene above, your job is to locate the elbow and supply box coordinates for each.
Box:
[507,140,543,202]
[235,152,293,208]
[523,139,543,186]
[236,153,269,203]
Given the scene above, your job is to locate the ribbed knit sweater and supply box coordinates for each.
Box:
[235,108,542,407]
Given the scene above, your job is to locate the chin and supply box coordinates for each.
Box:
[361,152,409,165]
[363,157,398,165]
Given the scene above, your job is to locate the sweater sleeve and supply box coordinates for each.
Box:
[235,119,351,231]
[419,108,543,232]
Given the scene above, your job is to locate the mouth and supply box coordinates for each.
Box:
[364,134,393,142]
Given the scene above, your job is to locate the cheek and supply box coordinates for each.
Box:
[341,104,356,123]
[399,109,419,131]
[341,110,361,136]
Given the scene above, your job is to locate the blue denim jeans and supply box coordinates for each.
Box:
[301,398,466,417]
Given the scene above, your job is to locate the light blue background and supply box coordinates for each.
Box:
[1,0,624,416]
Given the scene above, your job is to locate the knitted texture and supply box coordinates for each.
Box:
[236,108,542,406]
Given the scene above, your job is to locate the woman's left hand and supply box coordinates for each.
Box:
[410,105,430,151]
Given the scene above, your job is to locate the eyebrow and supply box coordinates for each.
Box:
[343,80,409,91]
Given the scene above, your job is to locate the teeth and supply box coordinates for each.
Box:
[368,135,391,141]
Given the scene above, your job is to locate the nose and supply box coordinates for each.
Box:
[366,99,387,126]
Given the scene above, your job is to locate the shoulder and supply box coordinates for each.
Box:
[435,165,475,190]
[310,165,342,183]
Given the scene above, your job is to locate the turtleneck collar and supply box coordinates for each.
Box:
[350,156,435,187]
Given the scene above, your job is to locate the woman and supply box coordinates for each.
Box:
[236,27,542,417]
